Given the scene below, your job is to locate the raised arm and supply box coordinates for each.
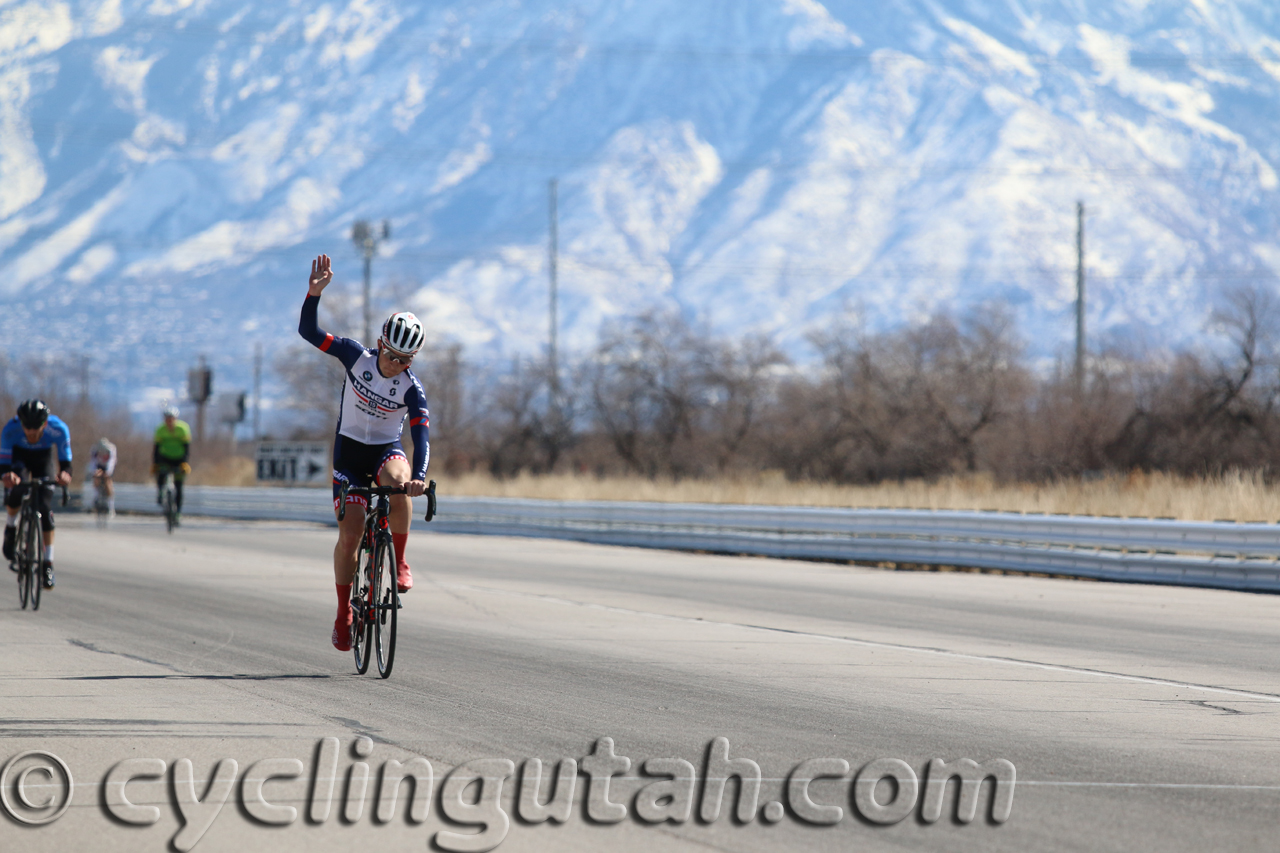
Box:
[299,254,334,349]
[298,254,366,367]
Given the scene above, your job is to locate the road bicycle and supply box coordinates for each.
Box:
[337,479,436,678]
[90,470,111,528]
[10,476,66,611]
[156,464,180,533]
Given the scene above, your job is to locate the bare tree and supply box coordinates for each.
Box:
[587,310,718,477]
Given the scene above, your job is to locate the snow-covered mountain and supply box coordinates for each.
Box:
[3,0,1280,419]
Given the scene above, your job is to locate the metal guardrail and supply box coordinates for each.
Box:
[105,484,1280,592]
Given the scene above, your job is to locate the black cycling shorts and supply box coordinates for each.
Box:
[4,449,59,532]
[331,435,407,512]
[5,481,57,532]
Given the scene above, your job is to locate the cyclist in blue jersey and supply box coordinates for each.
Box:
[299,253,430,651]
[1,400,72,589]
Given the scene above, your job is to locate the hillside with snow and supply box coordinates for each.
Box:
[2,0,1280,417]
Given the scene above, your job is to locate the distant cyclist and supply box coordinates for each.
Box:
[1,400,72,589]
[298,253,429,652]
[89,437,117,518]
[153,406,191,521]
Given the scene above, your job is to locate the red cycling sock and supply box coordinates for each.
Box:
[336,582,352,617]
[392,532,409,567]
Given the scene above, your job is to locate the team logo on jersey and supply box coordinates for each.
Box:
[362,371,373,381]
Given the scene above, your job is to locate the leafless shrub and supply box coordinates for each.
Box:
[584,310,783,478]
[768,309,1028,483]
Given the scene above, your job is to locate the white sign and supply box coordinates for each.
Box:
[255,441,329,484]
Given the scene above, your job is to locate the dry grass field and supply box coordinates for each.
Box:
[179,458,1280,522]
[437,469,1280,522]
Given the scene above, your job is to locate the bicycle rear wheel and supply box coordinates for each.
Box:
[373,536,398,679]
[28,513,44,611]
[352,545,374,674]
[15,512,31,610]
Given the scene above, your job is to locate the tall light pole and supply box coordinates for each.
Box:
[1075,201,1086,392]
[548,179,559,398]
[352,219,391,343]
[252,341,262,441]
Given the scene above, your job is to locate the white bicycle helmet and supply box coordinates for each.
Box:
[380,311,425,355]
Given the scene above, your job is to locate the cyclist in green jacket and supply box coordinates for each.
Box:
[153,407,192,520]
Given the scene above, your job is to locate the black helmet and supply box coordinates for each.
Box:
[17,399,49,429]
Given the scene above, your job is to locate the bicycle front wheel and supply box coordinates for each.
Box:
[96,487,109,528]
[372,536,398,679]
[164,485,176,534]
[28,514,44,611]
[352,546,374,675]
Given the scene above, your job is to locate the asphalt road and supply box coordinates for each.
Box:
[2,514,1279,852]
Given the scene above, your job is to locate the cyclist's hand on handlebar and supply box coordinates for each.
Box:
[404,479,426,498]
[55,470,72,487]
[149,464,157,476]
[1,472,18,488]
[180,462,192,475]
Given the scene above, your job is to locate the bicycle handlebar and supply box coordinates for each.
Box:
[335,480,437,523]
[337,482,407,522]
[21,476,69,507]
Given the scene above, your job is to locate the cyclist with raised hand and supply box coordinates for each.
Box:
[89,437,117,518]
[299,253,429,652]
[1,400,72,589]
[153,406,191,522]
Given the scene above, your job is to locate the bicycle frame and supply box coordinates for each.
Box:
[338,481,404,678]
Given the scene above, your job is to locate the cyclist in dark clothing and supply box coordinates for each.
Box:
[1,400,72,589]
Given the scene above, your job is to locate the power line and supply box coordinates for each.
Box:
[24,122,1273,179]
[43,17,1280,71]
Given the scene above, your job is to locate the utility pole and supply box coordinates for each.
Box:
[548,178,560,398]
[1075,201,1086,392]
[188,356,213,444]
[252,342,262,441]
[352,219,391,344]
[77,355,90,407]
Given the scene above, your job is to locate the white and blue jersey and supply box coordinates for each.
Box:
[299,294,430,481]
[0,414,72,477]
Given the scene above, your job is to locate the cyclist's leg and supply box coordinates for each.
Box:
[104,473,115,515]
[173,468,186,513]
[3,482,22,563]
[375,449,414,592]
[332,486,365,586]
[35,483,55,588]
[331,437,377,651]
[330,499,365,651]
[155,467,167,504]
